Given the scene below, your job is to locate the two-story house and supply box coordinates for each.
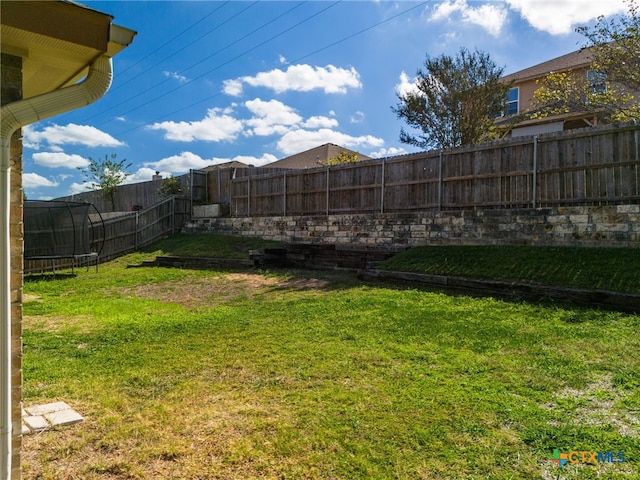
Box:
[495,48,611,138]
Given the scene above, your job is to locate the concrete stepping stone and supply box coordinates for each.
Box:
[22,401,83,434]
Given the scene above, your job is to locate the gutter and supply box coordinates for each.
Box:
[0,55,113,480]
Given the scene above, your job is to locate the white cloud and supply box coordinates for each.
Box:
[22,173,59,188]
[303,116,339,129]
[163,71,188,83]
[277,129,384,156]
[395,71,419,97]
[244,98,302,136]
[23,123,125,149]
[147,107,244,142]
[227,64,362,95]
[125,167,169,185]
[145,151,216,173]
[143,151,279,173]
[369,147,409,159]
[506,0,627,35]
[69,182,92,195]
[222,79,244,96]
[350,111,365,124]
[22,125,40,150]
[32,152,90,169]
[232,153,278,167]
[430,0,508,37]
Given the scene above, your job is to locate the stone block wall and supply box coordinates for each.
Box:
[184,205,639,248]
[2,52,23,480]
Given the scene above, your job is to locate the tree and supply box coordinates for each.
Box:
[393,48,512,150]
[577,0,639,92]
[79,153,131,210]
[532,0,640,122]
[158,176,184,197]
[319,150,359,166]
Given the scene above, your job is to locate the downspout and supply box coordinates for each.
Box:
[0,55,113,480]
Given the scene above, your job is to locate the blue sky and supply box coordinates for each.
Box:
[22,0,629,200]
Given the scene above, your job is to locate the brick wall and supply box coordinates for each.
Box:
[2,52,23,480]
[185,205,640,248]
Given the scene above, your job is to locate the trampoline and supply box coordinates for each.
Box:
[24,200,104,274]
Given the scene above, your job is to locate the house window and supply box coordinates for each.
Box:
[587,70,607,93]
[505,87,519,115]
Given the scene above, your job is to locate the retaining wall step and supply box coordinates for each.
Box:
[361,269,640,314]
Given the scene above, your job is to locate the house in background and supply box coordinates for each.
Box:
[496,48,612,138]
[202,160,251,171]
[266,143,371,169]
[1,1,135,477]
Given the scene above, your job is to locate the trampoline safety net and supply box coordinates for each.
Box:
[24,200,104,272]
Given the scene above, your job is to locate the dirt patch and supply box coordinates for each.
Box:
[23,314,96,334]
[543,375,638,437]
[538,375,639,479]
[109,272,332,308]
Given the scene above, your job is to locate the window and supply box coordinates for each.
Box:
[505,87,519,115]
[494,87,519,118]
[587,70,607,94]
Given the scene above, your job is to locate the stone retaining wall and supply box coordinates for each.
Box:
[184,205,640,248]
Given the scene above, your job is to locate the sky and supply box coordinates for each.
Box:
[22,0,630,200]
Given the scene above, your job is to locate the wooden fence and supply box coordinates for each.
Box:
[25,197,190,273]
[213,123,639,217]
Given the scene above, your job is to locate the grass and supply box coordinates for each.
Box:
[21,235,640,479]
[378,245,640,294]
[133,232,284,260]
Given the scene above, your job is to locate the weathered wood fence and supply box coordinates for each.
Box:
[25,197,190,273]
[201,123,639,217]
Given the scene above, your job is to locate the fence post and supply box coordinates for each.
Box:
[231,168,236,217]
[380,159,385,214]
[171,196,175,235]
[438,151,444,212]
[326,167,330,215]
[134,211,139,251]
[635,125,639,163]
[532,136,538,209]
[189,169,194,219]
[205,170,209,204]
[217,169,221,204]
[283,172,287,216]
[247,176,251,217]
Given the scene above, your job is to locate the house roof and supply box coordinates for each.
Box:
[202,161,250,171]
[266,143,371,169]
[0,0,136,98]
[502,48,593,84]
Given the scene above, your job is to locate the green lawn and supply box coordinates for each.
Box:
[21,236,640,479]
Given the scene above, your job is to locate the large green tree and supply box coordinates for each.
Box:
[532,0,640,122]
[79,153,131,211]
[393,48,512,150]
